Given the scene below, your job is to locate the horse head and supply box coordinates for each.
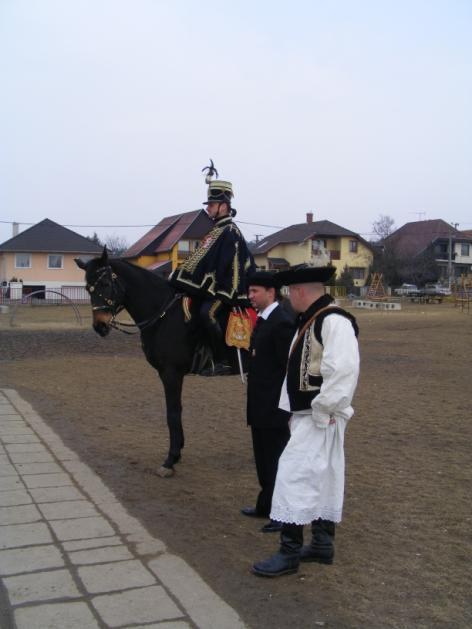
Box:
[75,247,125,337]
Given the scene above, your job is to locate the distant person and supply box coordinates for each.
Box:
[252,265,360,577]
[241,271,295,532]
[170,164,255,375]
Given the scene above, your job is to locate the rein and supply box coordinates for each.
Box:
[109,294,182,335]
[88,264,182,335]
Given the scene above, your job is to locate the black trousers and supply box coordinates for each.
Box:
[251,424,290,517]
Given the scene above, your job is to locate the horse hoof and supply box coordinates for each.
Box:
[157,466,174,478]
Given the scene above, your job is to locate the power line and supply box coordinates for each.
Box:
[1,218,471,240]
[0,220,157,228]
[0,219,379,238]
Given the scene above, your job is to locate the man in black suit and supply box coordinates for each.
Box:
[241,271,295,532]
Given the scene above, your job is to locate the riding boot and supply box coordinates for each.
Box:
[200,320,231,376]
[252,523,303,577]
[299,518,335,564]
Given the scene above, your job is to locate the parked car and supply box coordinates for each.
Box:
[423,283,451,296]
[394,283,418,296]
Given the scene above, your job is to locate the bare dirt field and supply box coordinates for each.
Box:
[1,301,471,628]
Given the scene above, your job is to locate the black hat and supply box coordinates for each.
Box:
[203,180,234,205]
[248,271,280,289]
[276,264,336,286]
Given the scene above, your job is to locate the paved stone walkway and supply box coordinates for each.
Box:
[0,388,246,629]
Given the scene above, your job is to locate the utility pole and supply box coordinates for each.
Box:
[448,222,459,289]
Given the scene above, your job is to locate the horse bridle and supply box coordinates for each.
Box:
[86,266,125,316]
[87,265,181,334]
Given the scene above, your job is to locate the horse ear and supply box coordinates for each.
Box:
[100,246,108,264]
[75,257,87,270]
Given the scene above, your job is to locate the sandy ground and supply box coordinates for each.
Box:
[1,300,471,628]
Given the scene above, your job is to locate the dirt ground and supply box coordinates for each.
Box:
[1,301,471,628]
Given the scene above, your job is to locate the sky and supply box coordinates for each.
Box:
[1,0,471,248]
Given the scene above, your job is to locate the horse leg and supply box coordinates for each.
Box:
[157,369,185,478]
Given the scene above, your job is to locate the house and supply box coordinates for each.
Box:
[384,219,472,281]
[123,209,214,276]
[0,218,102,300]
[251,213,374,287]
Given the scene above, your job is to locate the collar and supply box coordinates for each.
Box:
[213,215,232,226]
[297,293,334,327]
[258,301,279,320]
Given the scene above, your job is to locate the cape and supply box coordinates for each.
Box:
[170,216,255,306]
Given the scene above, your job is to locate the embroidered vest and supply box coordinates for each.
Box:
[286,295,358,412]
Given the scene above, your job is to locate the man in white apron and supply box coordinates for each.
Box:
[252,265,360,577]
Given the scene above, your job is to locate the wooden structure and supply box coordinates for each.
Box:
[366,273,388,301]
[453,274,471,313]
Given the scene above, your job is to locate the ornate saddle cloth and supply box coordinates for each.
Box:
[181,296,256,349]
[225,308,255,350]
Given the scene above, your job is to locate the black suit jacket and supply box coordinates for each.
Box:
[246,304,295,428]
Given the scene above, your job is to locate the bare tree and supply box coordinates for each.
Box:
[372,215,396,241]
[104,234,129,257]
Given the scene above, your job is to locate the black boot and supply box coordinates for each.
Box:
[252,523,303,577]
[200,321,232,376]
[299,518,335,564]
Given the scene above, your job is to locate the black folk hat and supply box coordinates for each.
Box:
[276,264,336,286]
[248,271,280,289]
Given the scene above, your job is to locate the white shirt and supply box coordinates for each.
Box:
[257,301,279,320]
[279,313,360,428]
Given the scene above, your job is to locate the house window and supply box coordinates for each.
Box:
[48,255,63,269]
[350,267,365,280]
[349,240,358,253]
[461,243,470,257]
[312,239,326,254]
[15,253,31,268]
[178,240,192,259]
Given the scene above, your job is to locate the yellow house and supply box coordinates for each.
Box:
[0,218,102,300]
[123,210,214,275]
[252,213,374,287]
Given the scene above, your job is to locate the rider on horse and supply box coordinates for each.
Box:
[170,164,255,375]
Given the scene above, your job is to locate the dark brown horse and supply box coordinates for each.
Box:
[76,248,197,477]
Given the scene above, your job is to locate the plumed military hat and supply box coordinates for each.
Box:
[276,264,336,286]
[247,271,280,289]
[203,180,234,205]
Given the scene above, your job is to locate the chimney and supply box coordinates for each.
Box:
[12,222,19,237]
[306,212,313,224]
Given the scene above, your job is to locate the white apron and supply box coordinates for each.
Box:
[270,412,347,524]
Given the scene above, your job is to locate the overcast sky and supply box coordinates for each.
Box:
[1,0,471,248]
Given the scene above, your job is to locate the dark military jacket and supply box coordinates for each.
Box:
[170,216,255,306]
[247,304,295,428]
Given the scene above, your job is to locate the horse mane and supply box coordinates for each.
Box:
[109,259,174,294]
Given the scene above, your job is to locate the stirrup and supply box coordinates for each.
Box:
[199,361,232,377]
